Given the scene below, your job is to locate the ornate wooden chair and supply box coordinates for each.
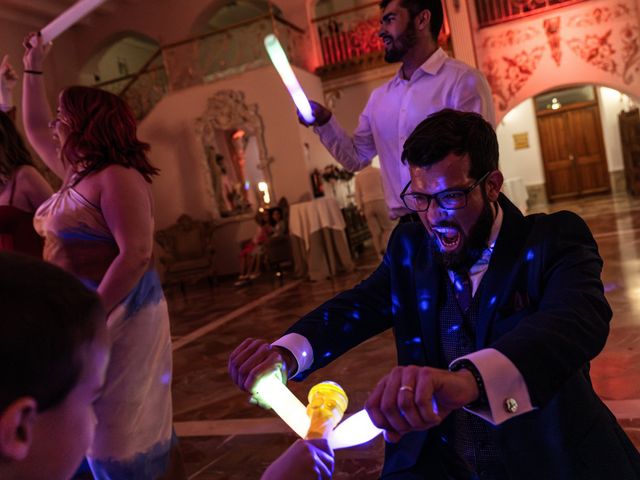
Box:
[265,198,293,285]
[155,214,216,298]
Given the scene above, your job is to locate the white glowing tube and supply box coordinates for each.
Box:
[253,372,311,439]
[328,409,383,450]
[264,34,315,124]
[40,0,108,43]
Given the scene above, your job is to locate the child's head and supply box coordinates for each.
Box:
[0,253,109,480]
[270,208,283,224]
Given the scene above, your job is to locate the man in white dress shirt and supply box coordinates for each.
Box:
[301,0,495,222]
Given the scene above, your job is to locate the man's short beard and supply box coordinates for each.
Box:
[430,193,495,273]
[384,19,418,63]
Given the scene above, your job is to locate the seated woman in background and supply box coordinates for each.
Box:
[235,209,272,285]
[0,57,52,256]
[22,35,183,479]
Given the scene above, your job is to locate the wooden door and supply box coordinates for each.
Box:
[619,108,640,195]
[537,101,610,201]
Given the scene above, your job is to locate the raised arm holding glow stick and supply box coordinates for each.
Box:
[263,34,315,124]
[39,0,108,44]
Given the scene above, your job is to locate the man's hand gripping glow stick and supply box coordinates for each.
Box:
[40,0,108,44]
[252,370,310,439]
[263,34,315,124]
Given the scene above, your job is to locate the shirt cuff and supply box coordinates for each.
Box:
[450,348,536,425]
[312,114,339,137]
[271,333,314,377]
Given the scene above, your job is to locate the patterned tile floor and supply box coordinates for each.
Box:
[169,193,640,479]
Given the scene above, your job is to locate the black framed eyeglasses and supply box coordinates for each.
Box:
[400,171,491,213]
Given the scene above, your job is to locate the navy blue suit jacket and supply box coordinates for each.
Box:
[286,195,640,479]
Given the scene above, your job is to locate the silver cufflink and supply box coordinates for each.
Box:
[504,398,518,413]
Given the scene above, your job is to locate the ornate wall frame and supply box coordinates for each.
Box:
[195,89,274,218]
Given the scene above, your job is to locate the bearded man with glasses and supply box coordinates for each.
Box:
[229,109,640,479]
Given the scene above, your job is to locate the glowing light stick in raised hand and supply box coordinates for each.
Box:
[263,34,315,124]
[252,369,310,439]
[40,0,108,43]
[329,409,383,450]
[305,382,348,440]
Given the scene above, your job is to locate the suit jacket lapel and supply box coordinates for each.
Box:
[476,194,531,347]
[414,236,444,366]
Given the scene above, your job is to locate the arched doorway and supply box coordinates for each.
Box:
[497,85,639,207]
[535,85,610,201]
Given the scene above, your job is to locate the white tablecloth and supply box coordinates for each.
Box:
[289,197,347,250]
[502,177,529,213]
[289,197,354,280]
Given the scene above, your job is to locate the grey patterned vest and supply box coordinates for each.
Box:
[438,275,509,480]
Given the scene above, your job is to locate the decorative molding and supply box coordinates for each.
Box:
[194,90,273,216]
[621,24,640,84]
[544,17,562,66]
[483,46,545,111]
[567,30,617,74]
[481,27,541,48]
[567,3,631,27]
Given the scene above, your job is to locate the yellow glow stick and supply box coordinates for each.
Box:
[305,381,348,440]
[328,409,383,450]
[252,370,310,439]
[264,34,315,124]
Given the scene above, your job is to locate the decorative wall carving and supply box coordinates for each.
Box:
[544,17,562,65]
[476,0,640,113]
[567,30,617,73]
[483,47,545,110]
[567,4,630,27]
[621,25,640,83]
[481,27,541,48]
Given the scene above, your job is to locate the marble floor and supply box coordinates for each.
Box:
[169,192,640,479]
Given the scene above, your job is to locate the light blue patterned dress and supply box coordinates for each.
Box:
[34,178,174,478]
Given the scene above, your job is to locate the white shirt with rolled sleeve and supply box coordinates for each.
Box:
[272,204,536,426]
[314,48,496,219]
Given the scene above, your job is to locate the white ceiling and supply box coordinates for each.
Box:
[0,0,135,29]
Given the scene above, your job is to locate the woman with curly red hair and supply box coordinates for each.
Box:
[22,34,180,479]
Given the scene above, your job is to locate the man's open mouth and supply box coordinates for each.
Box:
[432,226,461,252]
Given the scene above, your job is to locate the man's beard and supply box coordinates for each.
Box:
[429,197,495,273]
[383,20,418,63]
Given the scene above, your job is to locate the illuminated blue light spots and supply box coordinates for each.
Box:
[489,296,497,306]
[391,294,400,315]
[604,282,618,293]
[455,280,464,292]
[352,310,360,320]
[526,249,535,261]
[302,351,308,358]
[412,337,422,344]
[160,372,171,385]
[323,351,332,358]
[323,309,329,326]
[447,324,460,334]
[343,323,353,333]
[418,290,430,311]
[402,238,414,267]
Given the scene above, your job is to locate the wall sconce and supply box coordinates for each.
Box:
[258,181,271,205]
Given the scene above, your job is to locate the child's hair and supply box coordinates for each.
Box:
[0,253,104,412]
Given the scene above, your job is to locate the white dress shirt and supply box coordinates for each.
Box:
[314,48,496,219]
